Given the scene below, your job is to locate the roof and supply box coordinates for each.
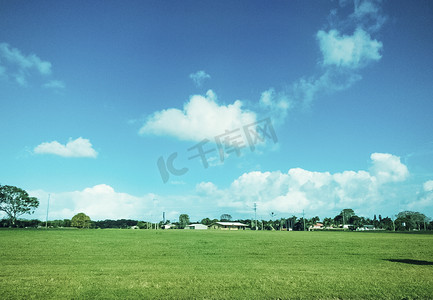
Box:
[216,222,248,227]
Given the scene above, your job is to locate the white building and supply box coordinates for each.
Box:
[185,224,208,230]
[213,222,248,230]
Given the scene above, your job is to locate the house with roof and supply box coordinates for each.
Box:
[309,222,324,231]
[212,222,248,230]
[185,223,208,230]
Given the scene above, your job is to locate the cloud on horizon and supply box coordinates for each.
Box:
[34,137,98,158]
[13,152,424,222]
[196,153,410,217]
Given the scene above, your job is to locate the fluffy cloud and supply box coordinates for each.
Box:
[317,28,382,69]
[27,185,205,222]
[13,153,416,222]
[406,180,433,211]
[196,153,409,217]
[369,153,409,183]
[139,90,257,141]
[29,185,154,221]
[34,137,98,158]
[259,1,385,112]
[0,42,52,86]
[189,70,211,87]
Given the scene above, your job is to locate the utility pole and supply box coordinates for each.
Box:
[303,210,306,231]
[45,194,50,229]
[163,212,165,225]
[254,203,258,230]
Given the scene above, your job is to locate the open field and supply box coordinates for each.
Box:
[1,229,432,299]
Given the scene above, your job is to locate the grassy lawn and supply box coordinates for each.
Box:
[1,229,432,299]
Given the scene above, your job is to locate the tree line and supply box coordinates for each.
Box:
[1,184,432,231]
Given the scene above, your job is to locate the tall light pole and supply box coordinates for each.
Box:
[254,203,257,230]
[45,194,50,229]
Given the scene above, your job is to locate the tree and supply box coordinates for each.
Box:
[0,185,39,226]
[323,217,333,228]
[179,214,190,229]
[220,214,232,221]
[340,209,355,224]
[201,217,212,226]
[396,211,429,231]
[71,213,91,228]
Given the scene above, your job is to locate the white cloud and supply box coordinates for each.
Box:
[424,180,433,192]
[0,43,53,86]
[14,153,416,222]
[259,88,291,123]
[0,42,64,89]
[189,70,211,87]
[406,180,433,211]
[369,153,409,184]
[34,137,98,158]
[258,2,385,112]
[139,90,257,141]
[27,185,207,222]
[351,0,387,32]
[290,70,362,106]
[43,80,65,89]
[317,28,382,69]
[196,153,409,217]
[29,185,154,221]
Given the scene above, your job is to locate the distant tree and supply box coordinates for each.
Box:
[323,217,333,228]
[379,217,394,230]
[220,214,232,221]
[340,209,355,224]
[179,214,190,229]
[349,215,361,227]
[334,215,343,226]
[396,211,429,231]
[71,213,91,228]
[137,221,146,229]
[0,185,39,226]
[311,216,320,224]
[201,218,212,225]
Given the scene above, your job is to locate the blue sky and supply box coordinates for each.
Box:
[1,0,433,223]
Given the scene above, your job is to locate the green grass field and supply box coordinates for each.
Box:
[1,229,432,299]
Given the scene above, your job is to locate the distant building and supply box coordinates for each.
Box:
[185,224,208,230]
[130,225,139,229]
[212,222,248,230]
[163,224,176,229]
[356,225,376,231]
[309,223,324,231]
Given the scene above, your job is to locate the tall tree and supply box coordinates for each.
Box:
[340,209,355,224]
[220,214,232,221]
[179,214,190,229]
[0,185,39,226]
[71,213,91,228]
[396,211,429,230]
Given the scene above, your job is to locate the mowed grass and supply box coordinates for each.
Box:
[1,229,433,299]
